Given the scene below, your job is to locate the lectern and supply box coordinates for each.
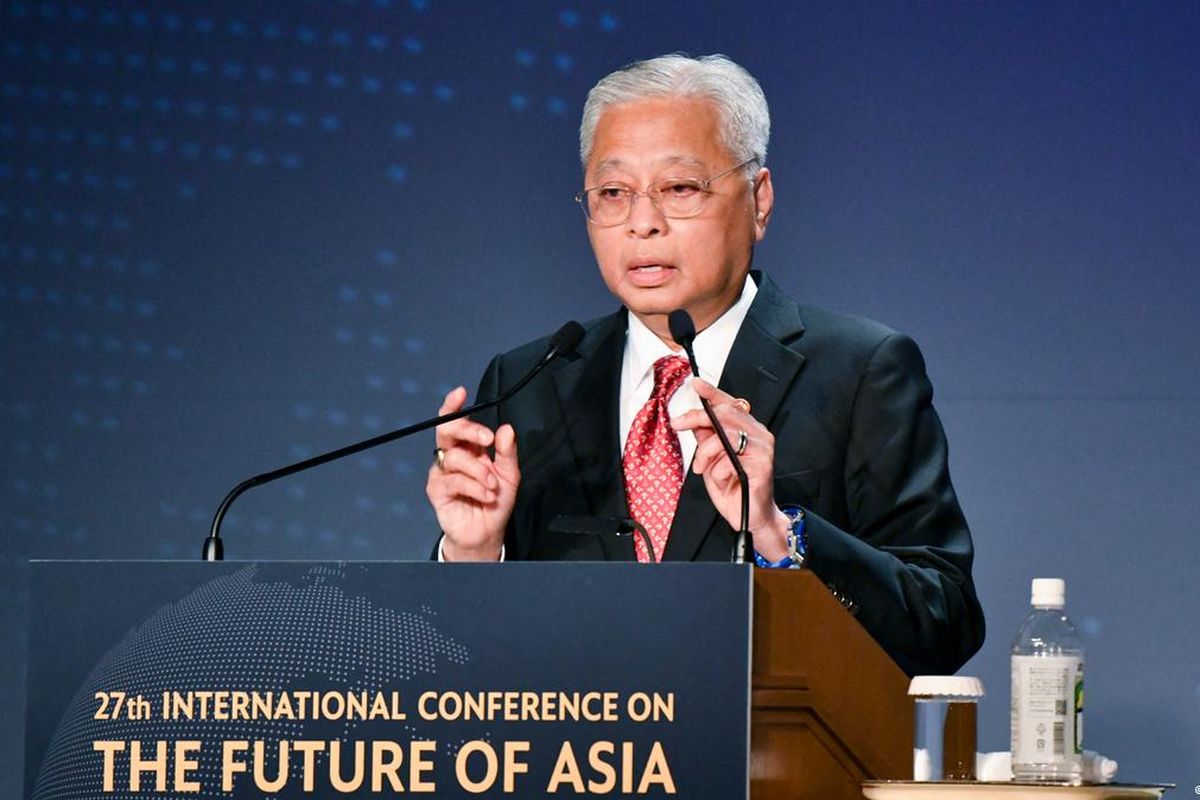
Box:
[24,562,909,799]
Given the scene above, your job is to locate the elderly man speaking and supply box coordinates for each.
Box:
[425,53,984,676]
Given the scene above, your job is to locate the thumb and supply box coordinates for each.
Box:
[493,423,521,485]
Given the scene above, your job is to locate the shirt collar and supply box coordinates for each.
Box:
[624,276,759,390]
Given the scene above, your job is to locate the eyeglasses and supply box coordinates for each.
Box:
[574,158,757,227]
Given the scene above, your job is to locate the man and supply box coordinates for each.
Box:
[425,54,984,676]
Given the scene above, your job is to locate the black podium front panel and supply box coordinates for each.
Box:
[25,561,751,798]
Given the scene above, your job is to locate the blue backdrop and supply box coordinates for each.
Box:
[3,0,1198,793]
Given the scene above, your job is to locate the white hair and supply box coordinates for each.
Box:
[579,53,770,174]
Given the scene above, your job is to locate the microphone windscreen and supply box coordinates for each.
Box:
[668,309,696,347]
[549,320,585,356]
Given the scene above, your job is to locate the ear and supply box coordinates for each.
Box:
[751,168,774,242]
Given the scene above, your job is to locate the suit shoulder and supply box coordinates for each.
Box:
[794,305,907,355]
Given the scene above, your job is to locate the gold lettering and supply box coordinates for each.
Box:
[252,691,272,719]
[587,741,616,793]
[627,693,651,722]
[231,691,249,719]
[129,740,168,792]
[371,741,404,792]
[252,740,288,792]
[410,740,436,792]
[638,742,675,794]
[93,741,124,792]
[170,691,192,720]
[455,740,498,794]
[418,691,438,720]
[463,691,484,720]
[221,740,249,792]
[329,740,365,791]
[503,741,530,792]
[320,691,345,720]
[441,691,462,720]
[174,741,201,792]
[622,742,633,793]
[293,741,325,792]
[275,692,295,719]
[347,691,367,720]
[653,692,674,722]
[547,742,584,793]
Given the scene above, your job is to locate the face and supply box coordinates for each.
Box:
[584,95,773,340]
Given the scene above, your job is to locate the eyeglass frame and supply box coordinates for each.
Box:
[574,157,759,227]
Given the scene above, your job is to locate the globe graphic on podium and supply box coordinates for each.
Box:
[30,564,471,799]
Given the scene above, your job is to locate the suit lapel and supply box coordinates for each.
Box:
[662,273,808,561]
[551,311,635,560]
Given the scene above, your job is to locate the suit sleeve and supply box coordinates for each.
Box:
[802,333,985,676]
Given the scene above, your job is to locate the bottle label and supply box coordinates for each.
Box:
[1011,654,1084,764]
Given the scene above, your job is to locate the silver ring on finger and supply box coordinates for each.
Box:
[735,429,748,456]
[433,447,447,472]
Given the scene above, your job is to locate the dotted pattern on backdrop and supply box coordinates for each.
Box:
[0,0,621,559]
[30,564,470,799]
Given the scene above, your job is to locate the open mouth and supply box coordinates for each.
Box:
[627,262,676,286]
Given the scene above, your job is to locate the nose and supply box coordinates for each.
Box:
[626,191,666,238]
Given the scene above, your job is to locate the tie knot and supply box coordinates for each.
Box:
[652,355,692,400]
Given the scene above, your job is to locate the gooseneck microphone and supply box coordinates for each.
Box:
[667,309,753,564]
[201,321,586,561]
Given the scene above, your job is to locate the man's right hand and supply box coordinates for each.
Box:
[425,386,519,561]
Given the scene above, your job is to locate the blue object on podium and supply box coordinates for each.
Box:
[24,560,751,799]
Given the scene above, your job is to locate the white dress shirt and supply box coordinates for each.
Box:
[619,276,757,469]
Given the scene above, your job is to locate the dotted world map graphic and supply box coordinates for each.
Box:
[31,563,470,799]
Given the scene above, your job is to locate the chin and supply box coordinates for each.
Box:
[624,298,682,319]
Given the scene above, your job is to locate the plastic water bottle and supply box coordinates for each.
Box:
[1010,578,1084,783]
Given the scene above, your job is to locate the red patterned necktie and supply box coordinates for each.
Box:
[622,355,692,563]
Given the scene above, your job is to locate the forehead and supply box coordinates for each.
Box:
[587,96,733,178]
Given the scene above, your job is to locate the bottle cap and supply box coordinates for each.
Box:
[907,675,985,698]
[1031,577,1066,608]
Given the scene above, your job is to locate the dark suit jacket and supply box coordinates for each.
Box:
[468,271,984,675]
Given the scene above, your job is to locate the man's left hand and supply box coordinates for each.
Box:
[671,378,791,560]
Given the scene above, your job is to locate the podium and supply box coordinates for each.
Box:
[752,569,912,799]
[24,562,910,799]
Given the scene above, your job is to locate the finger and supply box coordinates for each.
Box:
[692,426,748,475]
[436,385,468,416]
[671,401,744,435]
[436,419,496,453]
[439,446,499,490]
[690,377,737,406]
[670,408,713,432]
[691,379,756,419]
[492,423,521,485]
[430,472,498,506]
[691,431,729,474]
[434,386,499,450]
[436,420,496,452]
